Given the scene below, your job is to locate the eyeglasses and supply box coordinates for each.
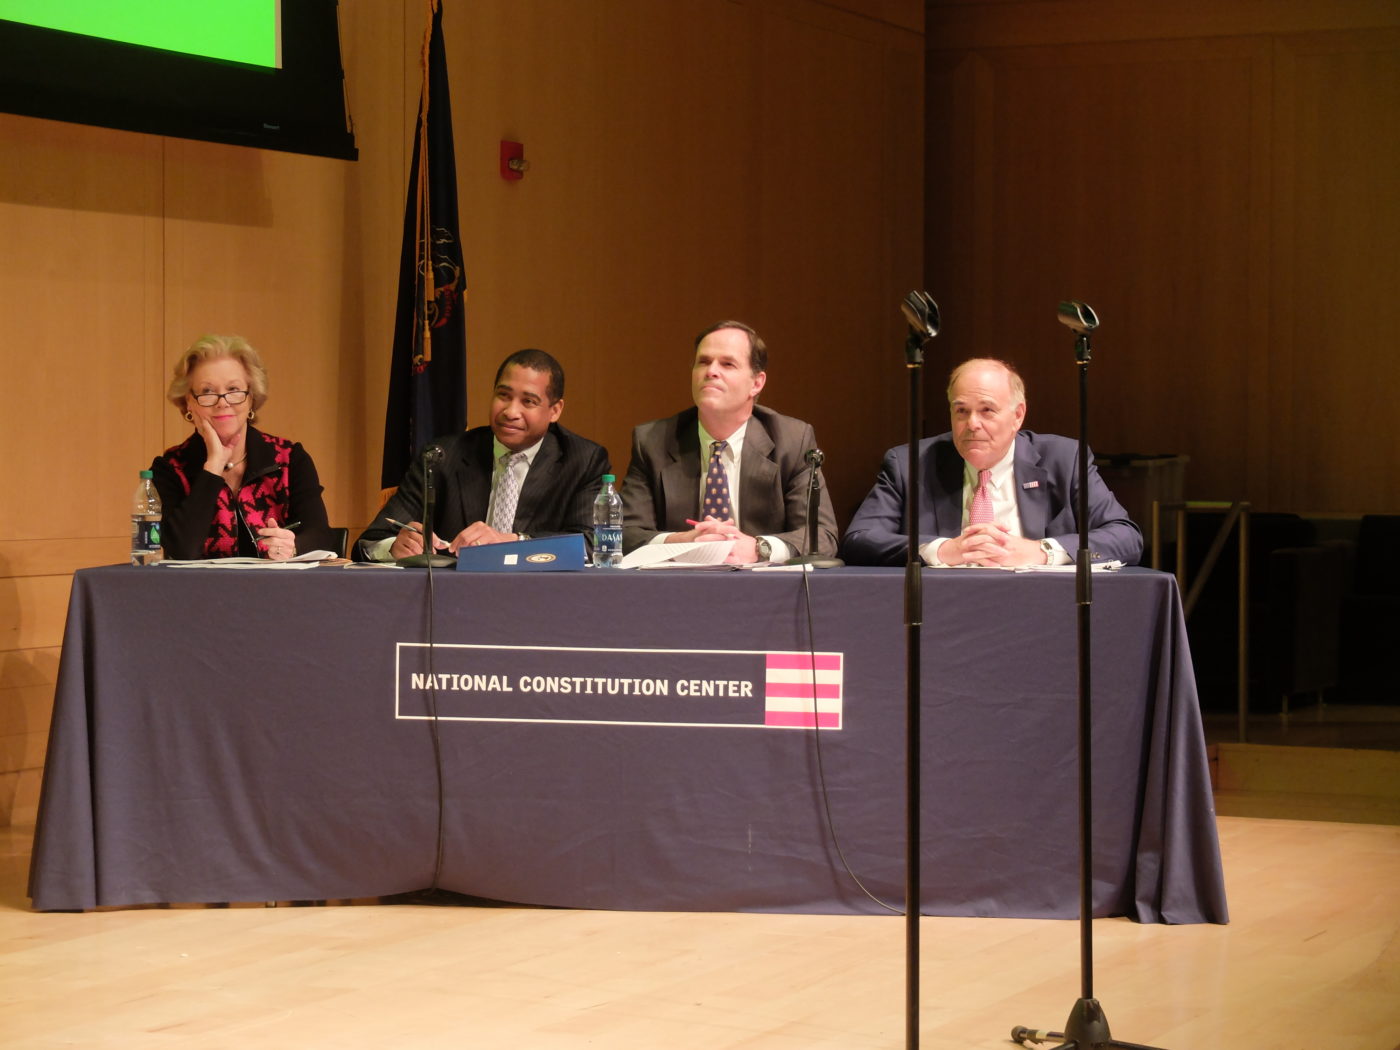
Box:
[192,389,249,407]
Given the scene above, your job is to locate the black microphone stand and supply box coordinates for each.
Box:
[898,290,938,1050]
[397,445,455,568]
[785,450,843,568]
[1010,303,1163,1050]
[395,443,454,899]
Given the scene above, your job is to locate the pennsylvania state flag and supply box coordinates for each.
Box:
[380,0,466,489]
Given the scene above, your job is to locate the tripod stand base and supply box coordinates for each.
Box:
[395,553,456,568]
[1012,998,1165,1049]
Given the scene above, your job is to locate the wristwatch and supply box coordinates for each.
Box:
[1040,538,1056,563]
[756,537,773,562]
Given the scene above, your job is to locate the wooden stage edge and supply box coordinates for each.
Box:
[2,808,1398,1050]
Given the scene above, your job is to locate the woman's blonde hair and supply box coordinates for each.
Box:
[166,334,269,412]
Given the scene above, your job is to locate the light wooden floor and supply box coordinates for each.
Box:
[2,815,1398,1050]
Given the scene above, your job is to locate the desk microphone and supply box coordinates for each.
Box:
[398,443,454,568]
[785,448,843,568]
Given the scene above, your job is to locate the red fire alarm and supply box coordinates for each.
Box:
[500,140,528,180]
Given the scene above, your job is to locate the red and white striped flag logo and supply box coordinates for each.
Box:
[764,652,843,729]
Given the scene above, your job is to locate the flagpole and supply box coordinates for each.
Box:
[380,0,466,491]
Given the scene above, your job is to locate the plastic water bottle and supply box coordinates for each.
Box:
[592,474,623,567]
[131,469,163,565]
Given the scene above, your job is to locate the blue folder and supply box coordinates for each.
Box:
[454,533,587,572]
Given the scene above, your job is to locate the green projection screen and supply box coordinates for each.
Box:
[0,1,281,67]
[0,0,356,160]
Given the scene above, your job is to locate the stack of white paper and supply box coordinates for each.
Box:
[619,541,735,569]
[156,551,338,569]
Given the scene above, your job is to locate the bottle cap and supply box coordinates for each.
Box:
[602,474,616,483]
[140,469,154,479]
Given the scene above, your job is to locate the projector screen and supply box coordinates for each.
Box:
[0,0,356,160]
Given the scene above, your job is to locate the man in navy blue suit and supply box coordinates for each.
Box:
[840,357,1141,568]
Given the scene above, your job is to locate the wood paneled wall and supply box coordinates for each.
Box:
[923,1,1400,509]
[0,0,924,824]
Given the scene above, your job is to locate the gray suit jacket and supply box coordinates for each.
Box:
[621,405,839,556]
[840,430,1142,566]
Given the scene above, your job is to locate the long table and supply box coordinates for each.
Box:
[28,564,1227,923]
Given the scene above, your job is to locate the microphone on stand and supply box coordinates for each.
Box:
[1058,301,1098,366]
[1057,300,1099,334]
[784,448,843,568]
[1010,301,1165,1050]
[901,291,941,349]
[897,290,940,1048]
[396,442,455,568]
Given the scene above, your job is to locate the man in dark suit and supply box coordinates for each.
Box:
[841,357,1141,567]
[621,320,838,563]
[356,349,610,561]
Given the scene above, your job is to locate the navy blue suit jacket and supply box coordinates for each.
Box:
[840,430,1142,566]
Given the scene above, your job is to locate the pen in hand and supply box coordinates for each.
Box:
[257,519,301,559]
[386,517,448,550]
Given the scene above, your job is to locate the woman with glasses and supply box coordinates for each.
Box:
[150,334,332,560]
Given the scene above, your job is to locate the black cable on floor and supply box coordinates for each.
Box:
[798,568,901,915]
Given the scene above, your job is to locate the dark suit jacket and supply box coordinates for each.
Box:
[621,405,839,556]
[839,430,1142,566]
[354,423,611,559]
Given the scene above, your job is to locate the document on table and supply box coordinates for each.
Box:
[1012,560,1124,573]
[156,551,338,569]
[922,560,1124,573]
[620,540,735,569]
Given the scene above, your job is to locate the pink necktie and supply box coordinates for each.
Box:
[970,469,994,525]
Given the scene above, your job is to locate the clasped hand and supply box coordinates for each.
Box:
[666,516,759,564]
[940,522,1046,568]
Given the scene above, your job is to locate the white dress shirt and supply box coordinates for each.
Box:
[920,443,1067,566]
[646,418,790,561]
[367,435,546,561]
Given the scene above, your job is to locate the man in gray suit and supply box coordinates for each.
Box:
[621,321,838,564]
[840,357,1141,567]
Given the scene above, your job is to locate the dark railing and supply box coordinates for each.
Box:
[1151,500,1252,743]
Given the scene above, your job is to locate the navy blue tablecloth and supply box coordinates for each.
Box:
[28,564,1226,923]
